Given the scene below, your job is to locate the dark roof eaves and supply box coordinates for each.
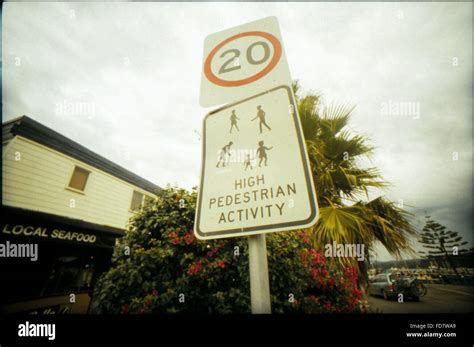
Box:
[3,116,161,195]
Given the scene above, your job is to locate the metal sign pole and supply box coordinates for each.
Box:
[248,234,271,314]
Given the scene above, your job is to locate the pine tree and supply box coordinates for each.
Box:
[418,216,470,282]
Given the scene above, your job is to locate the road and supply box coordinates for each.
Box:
[368,284,474,313]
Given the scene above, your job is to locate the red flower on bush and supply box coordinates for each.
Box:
[310,267,320,279]
[121,304,129,314]
[187,261,203,276]
[310,250,326,265]
[183,231,195,245]
[169,231,177,238]
[216,260,225,268]
[295,231,311,244]
[297,248,366,313]
[345,266,358,284]
[168,231,180,245]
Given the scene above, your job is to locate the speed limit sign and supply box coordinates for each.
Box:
[200,16,292,107]
[197,17,312,315]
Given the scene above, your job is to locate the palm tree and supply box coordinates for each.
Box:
[294,82,417,282]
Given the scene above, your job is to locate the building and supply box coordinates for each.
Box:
[1,116,161,313]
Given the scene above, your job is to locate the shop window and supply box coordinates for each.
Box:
[130,190,144,210]
[68,166,90,191]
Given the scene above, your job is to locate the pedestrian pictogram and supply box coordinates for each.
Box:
[256,140,272,167]
[229,110,240,133]
[195,85,318,240]
[252,106,272,134]
[244,154,253,170]
[216,141,233,168]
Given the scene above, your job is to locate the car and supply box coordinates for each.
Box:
[368,273,397,300]
[368,272,427,301]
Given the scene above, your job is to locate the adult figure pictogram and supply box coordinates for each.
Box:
[216,141,233,168]
[252,105,271,134]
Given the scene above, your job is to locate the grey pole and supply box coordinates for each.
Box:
[248,233,271,314]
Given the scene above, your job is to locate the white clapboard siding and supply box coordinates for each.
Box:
[2,136,156,230]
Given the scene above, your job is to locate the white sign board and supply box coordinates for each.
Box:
[200,16,292,107]
[194,85,319,240]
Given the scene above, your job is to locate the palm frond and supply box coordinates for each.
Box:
[321,103,356,135]
[295,84,416,276]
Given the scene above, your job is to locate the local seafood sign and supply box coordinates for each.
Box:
[2,223,98,243]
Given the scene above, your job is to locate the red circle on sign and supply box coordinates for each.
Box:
[204,31,282,87]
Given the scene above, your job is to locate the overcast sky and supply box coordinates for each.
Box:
[3,2,472,261]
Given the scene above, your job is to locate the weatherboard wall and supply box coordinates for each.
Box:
[2,136,155,230]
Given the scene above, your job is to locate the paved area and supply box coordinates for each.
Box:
[368,284,474,313]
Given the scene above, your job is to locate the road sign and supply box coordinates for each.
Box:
[194,85,319,240]
[200,16,292,107]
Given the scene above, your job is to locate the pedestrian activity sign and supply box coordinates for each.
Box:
[200,16,292,107]
[196,16,318,313]
[194,85,319,240]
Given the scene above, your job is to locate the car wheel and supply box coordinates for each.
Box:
[382,290,388,300]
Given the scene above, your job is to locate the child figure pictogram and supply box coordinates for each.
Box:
[251,105,271,134]
[243,154,253,170]
[256,140,273,167]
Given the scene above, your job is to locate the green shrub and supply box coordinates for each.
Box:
[92,187,367,314]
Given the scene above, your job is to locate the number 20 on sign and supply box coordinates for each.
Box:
[199,16,292,107]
